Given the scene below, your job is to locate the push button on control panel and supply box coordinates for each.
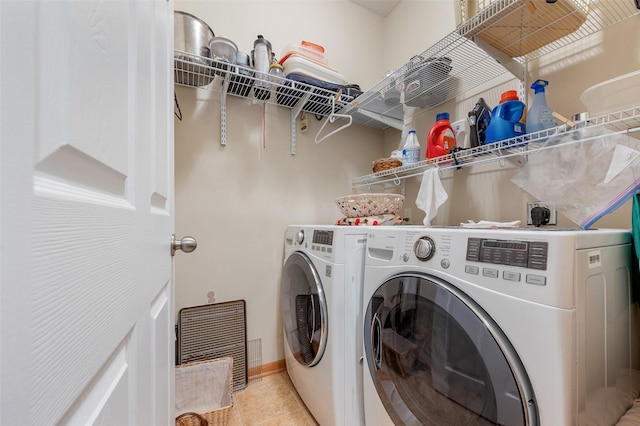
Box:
[503,271,521,282]
[526,274,547,286]
[483,268,499,278]
[465,265,479,275]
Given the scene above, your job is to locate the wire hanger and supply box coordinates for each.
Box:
[174,92,183,121]
[315,93,352,144]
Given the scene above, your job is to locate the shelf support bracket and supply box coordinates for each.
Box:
[356,109,403,130]
[471,36,524,81]
[290,92,312,155]
[290,109,297,155]
[220,74,231,146]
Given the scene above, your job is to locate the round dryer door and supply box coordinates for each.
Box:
[280,251,328,367]
[364,273,538,426]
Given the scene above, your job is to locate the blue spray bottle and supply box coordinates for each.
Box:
[526,79,557,135]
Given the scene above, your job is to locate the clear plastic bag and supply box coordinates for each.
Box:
[511,125,640,229]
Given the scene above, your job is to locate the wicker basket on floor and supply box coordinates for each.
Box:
[175,357,233,426]
[176,412,210,426]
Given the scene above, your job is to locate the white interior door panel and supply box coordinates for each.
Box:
[1,1,175,424]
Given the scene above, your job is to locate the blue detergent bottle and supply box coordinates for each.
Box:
[485,90,526,145]
[526,79,557,136]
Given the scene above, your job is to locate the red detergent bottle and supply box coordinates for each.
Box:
[427,112,457,159]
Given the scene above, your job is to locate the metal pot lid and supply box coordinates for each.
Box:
[209,36,238,50]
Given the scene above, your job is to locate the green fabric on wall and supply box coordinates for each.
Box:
[632,194,640,304]
[634,194,640,260]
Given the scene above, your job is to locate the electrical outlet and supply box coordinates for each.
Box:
[404,209,412,223]
[527,202,557,226]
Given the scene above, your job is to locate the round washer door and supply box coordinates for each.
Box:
[364,273,538,426]
[280,251,328,367]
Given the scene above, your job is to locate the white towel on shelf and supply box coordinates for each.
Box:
[416,167,448,226]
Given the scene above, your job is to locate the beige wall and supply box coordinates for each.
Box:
[175,0,386,90]
[174,0,388,364]
[174,1,640,365]
[382,0,457,72]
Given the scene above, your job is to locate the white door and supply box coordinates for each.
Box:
[1,1,178,424]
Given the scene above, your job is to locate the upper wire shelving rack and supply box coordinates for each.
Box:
[173,0,640,157]
[341,0,640,130]
[174,52,357,153]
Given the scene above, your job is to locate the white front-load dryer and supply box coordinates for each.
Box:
[362,227,640,426]
[281,225,368,426]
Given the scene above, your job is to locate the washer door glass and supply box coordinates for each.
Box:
[280,252,328,367]
[364,274,537,426]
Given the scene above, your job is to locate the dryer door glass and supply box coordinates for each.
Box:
[364,274,537,425]
[280,252,328,367]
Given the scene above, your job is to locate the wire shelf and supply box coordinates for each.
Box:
[174,51,355,117]
[352,106,640,192]
[173,0,639,159]
[342,0,640,129]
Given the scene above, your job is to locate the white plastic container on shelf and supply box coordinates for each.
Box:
[401,130,421,164]
[281,55,347,85]
[451,118,471,149]
[580,70,640,116]
[279,41,328,66]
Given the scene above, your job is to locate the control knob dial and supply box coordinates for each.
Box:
[413,236,435,261]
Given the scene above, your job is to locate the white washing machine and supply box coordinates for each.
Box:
[362,227,640,426]
[280,225,367,426]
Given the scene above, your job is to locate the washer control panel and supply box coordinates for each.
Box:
[466,237,548,270]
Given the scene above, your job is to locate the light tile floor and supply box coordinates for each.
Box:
[228,371,319,426]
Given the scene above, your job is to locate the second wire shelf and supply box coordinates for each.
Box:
[352,106,640,192]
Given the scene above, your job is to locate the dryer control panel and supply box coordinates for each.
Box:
[466,238,548,270]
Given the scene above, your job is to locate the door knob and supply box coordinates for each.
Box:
[171,234,197,256]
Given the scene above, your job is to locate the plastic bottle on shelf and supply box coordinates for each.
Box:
[401,130,421,164]
[485,90,526,145]
[526,79,557,135]
[427,112,457,159]
[451,118,470,149]
[252,35,272,100]
[269,62,284,86]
